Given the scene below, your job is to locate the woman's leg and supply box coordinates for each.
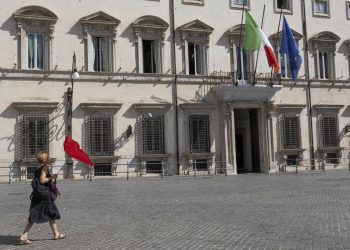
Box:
[49,220,59,237]
[20,221,33,241]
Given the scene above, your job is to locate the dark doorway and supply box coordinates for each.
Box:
[250,109,260,172]
[235,134,245,173]
[146,161,162,173]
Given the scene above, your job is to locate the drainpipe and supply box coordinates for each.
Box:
[169,0,180,175]
[301,0,315,169]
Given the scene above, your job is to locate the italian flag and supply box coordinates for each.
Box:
[244,11,279,73]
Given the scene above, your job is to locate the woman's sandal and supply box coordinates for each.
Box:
[19,238,32,245]
[53,233,65,240]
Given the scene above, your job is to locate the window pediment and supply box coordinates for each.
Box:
[132,16,169,31]
[178,19,214,34]
[310,31,340,44]
[227,24,245,45]
[80,11,121,27]
[13,6,58,23]
[270,29,303,42]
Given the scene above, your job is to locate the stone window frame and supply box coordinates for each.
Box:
[227,24,255,84]
[182,0,204,6]
[12,101,58,180]
[275,105,306,165]
[347,2,350,20]
[229,0,250,10]
[310,31,340,80]
[312,0,330,18]
[269,29,303,79]
[81,102,122,176]
[131,16,169,74]
[274,0,293,14]
[178,19,214,76]
[13,5,58,70]
[314,105,343,165]
[179,103,216,174]
[344,39,350,79]
[133,103,171,174]
[80,11,120,73]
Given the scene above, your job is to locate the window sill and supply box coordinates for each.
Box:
[313,13,330,18]
[90,156,120,163]
[278,149,305,155]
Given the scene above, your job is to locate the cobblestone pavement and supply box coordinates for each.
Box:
[1,172,350,249]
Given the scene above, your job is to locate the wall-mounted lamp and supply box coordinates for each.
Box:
[126,125,133,139]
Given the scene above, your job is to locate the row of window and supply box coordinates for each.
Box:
[279,112,340,164]
[19,113,210,160]
[179,0,350,19]
[15,6,346,81]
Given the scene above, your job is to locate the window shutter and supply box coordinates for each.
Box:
[279,114,301,150]
[89,113,114,156]
[22,114,49,159]
[189,115,210,153]
[319,114,338,148]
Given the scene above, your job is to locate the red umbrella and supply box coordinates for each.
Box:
[63,136,94,166]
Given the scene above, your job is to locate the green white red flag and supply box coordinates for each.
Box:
[244,11,279,73]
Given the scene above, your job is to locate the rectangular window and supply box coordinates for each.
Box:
[193,159,208,171]
[94,163,112,176]
[275,0,292,12]
[314,0,329,15]
[28,33,44,69]
[230,0,249,8]
[93,37,109,72]
[279,53,291,78]
[141,115,165,154]
[146,161,162,173]
[89,115,114,156]
[189,115,210,153]
[318,51,329,79]
[286,155,298,166]
[188,43,203,75]
[279,114,301,150]
[183,0,204,5]
[319,114,338,148]
[142,40,158,73]
[22,115,49,159]
[347,2,350,19]
[326,152,339,164]
[236,47,250,82]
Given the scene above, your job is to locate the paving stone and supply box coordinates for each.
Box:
[1,172,350,249]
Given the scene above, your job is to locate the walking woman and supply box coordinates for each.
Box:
[19,151,65,244]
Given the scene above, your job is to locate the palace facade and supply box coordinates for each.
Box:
[1,0,350,181]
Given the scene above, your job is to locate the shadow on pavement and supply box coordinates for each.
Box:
[0,235,50,246]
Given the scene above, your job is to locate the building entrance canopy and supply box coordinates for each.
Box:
[213,84,282,102]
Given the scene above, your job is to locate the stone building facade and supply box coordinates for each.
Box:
[1,0,350,181]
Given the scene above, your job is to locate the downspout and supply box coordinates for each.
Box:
[301,0,315,169]
[169,0,180,175]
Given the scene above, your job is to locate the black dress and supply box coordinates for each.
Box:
[28,166,61,224]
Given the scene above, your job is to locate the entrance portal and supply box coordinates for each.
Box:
[234,108,261,173]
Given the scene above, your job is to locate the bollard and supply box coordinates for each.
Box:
[89,166,92,181]
[8,164,12,184]
[194,162,197,178]
[295,160,298,174]
[161,163,164,179]
[127,162,129,180]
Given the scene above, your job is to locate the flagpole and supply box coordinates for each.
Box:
[236,1,245,86]
[301,0,315,170]
[252,5,265,85]
[269,7,283,86]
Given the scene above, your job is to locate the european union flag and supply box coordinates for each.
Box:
[279,16,302,81]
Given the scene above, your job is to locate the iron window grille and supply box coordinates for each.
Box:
[88,113,114,156]
[318,113,339,148]
[277,0,291,10]
[189,115,210,153]
[137,114,165,154]
[21,114,49,159]
[279,114,301,150]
